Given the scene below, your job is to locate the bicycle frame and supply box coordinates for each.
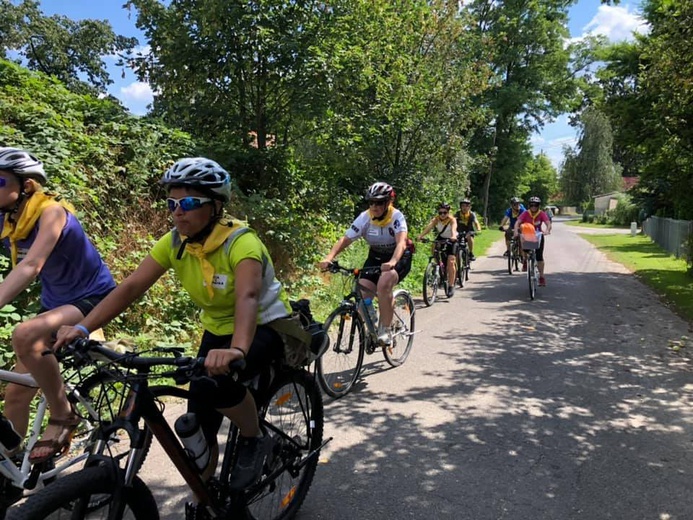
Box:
[0,370,95,491]
[331,265,383,340]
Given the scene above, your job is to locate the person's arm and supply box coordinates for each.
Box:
[513,213,525,235]
[383,231,408,271]
[474,213,482,231]
[450,217,458,240]
[205,258,261,375]
[54,256,166,348]
[544,213,552,235]
[499,216,509,230]
[0,205,65,308]
[319,235,355,269]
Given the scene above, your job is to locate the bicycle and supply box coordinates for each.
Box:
[8,338,326,520]
[0,344,152,518]
[500,227,521,275]
[455,232,471,288]
[420,238,455,306]
[316,262,416,398]
[520,231,542,300]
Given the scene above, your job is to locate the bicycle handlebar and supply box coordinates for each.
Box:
[323,261,382,277]
[59,338,246,385]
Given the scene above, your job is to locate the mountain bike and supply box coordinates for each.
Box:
[456,232,471,288]
[0,344,152,519]
[316,262,416,398]
[8,338,326,520]
[504,230,521,275]
[420,238,455,306]
[521,231,542,300]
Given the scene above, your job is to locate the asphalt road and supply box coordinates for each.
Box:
[138,218,693,519]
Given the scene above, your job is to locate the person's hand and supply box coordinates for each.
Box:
[54,325,88,350]
[499,226,504,232]
[205,348,244,376]
[318,258,333,271]
[545,229,551,236]
[381,260,396,272]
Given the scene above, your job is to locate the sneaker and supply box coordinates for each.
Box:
[539,277,546,287]
[377,330,392,347]
[469,254,476,261]
[503,251,509,257]
[522,262,527,272]
[228,433,272,491]
[446,285,455,298]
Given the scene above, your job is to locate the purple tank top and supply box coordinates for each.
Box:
[1,210,116,309]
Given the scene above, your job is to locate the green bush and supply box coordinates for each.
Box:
[608,194,639,226]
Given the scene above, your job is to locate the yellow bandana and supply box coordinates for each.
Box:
[459,211,471,224]
[182,218,242,299]
[528,210,540,223]
[0,192,75,267]
[369,205,395,227]
[437,215,452,226]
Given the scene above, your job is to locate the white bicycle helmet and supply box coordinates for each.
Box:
[529,196,541,204]
[0,147,47,184]
[366,182,395,201]
[160,157,231,202]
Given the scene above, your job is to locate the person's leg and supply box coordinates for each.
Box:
[11,306,84,460]
[467,234,475,258]
[446,254,456,287]
[537,236,546,280]
[376,271,399,330]
[3,358,38,438]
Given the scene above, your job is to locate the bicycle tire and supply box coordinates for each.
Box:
[507,246,513,275]
[422,262,438,306]
[456,249,465,288]
[463,250,470,282]
[6,465,158,520]
[383,290,415,367]
[529,255,537,300]
[316,307,365,398]
[245,370,324,520]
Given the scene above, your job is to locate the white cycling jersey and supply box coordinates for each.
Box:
[345,209,408,257]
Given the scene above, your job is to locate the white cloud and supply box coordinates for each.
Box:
[582,5,649,41]
[120,81,153,103]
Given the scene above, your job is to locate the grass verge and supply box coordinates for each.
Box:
[580,233,693,323]
[565,220,629,229]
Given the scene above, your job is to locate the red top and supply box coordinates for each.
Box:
[516,209,550,231]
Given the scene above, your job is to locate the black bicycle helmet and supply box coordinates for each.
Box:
[438,202,451,211]
[459,198,471,205]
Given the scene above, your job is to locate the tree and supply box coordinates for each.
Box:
[559,107,622,206]
[518,153,558,205]
[464,0,579,222]
[0,0,137,95]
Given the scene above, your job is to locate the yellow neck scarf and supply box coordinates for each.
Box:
[369,205,394,227]
[0,192,74,267]
[528,210,540,222]
[181,218,243,299]
[437,216,452,226]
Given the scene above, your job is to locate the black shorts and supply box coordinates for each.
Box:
[436,239,458,258]
[361,250,412,285]
[188,325,283,443]
[40,291,113,316]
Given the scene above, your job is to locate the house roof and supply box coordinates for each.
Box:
[623,176,639,190]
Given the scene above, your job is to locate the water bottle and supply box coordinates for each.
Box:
[0,414,22,455]
[363,298,378,327]
[174,413,210,472]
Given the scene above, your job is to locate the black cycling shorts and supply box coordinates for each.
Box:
[40,290,113,317]
[361,250,412,285]
[188,324,283,443]
[435,239,458,258]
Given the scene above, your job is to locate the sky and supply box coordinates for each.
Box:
[38,0,650,171]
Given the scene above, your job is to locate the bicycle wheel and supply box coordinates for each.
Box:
[383,290,415,367]
[422,262,438,306]
[506,246,513,275]
[528,255,537,300]
[456,249,465,288]
[6,465,158,519]
[246,370,324,520]
[463,250,470,282]
[316,307,365,398]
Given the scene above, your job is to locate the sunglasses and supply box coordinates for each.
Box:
[368,200,387,207]
[167,196,213,212]
[438,211,448,216]
[529,204,540,208]
[0,178,6,188]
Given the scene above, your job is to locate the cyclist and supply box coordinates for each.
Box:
[0,147,115,463]
[318,182,411,346]
[455,198,482,260]
[417,202,457,297]
[499,197,526,256]
[55,157,291,490]
[513,196,552,286]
